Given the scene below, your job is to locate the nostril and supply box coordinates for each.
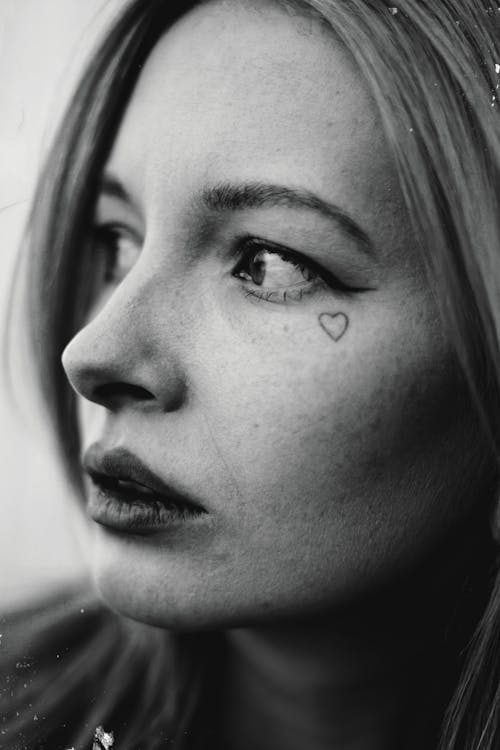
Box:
[93,382,155,407]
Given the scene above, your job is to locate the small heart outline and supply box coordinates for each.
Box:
[318,312,349,342]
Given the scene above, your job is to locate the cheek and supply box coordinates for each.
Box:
[190,297,474,588]
[194,302,443,485]
[83,289,482,626]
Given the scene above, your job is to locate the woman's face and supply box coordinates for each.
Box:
[62,0,484,628]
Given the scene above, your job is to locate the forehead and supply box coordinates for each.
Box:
[105,0,401,235]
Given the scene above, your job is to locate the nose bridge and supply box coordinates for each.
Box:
[62,259,186,411]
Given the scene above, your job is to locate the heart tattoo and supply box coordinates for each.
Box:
[318,312,349,342]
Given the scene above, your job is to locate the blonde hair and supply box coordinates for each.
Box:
[13,1,500,747]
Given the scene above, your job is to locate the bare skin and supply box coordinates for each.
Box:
[222,526,490,750]
[318,312,349,342]
[61,2,494,747]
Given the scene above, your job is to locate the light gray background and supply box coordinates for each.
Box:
[0,0,123,607]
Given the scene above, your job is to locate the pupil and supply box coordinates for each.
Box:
[250,251,266,286]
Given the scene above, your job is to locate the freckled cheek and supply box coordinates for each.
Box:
[195,347,362,499]
[195,317,452,512]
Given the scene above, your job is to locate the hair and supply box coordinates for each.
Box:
[7,0,500,748]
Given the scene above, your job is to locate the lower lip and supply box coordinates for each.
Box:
[86,485,204,535]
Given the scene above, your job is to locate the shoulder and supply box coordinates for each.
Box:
[1,581,111,656]
[0,582,177,749]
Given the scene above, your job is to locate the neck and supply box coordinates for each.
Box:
[221,519,494,750]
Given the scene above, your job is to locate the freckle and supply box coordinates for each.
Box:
[253,423,260,429]
[283,324,289,333]
[214,552,231,568]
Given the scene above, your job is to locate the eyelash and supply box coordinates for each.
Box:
[231,236,356,304]
[90,226,359,304]
[90,224,136,285]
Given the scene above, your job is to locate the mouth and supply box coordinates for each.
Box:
[82,445,207,534]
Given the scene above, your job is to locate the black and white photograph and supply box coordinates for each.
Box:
[1,2,500,749]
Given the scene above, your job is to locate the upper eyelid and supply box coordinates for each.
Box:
[90,229,331,283]
[235,237,373,294]
[234,239,344,292]
[89,225,365,287]
[235,236,311,263]
[235,237,328,277]
[91,220,143,245]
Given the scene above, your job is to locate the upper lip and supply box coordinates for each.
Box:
[82,444,206,513]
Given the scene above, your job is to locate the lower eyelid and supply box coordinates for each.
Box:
[241,280,324,305]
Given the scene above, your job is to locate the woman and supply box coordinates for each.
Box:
[2,0,500,748]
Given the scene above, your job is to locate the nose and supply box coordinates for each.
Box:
[61,272,187,413]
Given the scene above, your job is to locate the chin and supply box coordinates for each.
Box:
[89,526,243,631]
[93,566,219,631]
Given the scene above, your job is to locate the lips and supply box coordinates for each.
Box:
[82,444,206,529]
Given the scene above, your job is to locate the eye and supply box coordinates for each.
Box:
[232,237,353,303]
[90,224,140,287]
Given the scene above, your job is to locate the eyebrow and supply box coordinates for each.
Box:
[200,181,374,254]
[99,174,374,254]
[100,174,133,204]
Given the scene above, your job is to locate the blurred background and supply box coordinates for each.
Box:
[0,0,122,608]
